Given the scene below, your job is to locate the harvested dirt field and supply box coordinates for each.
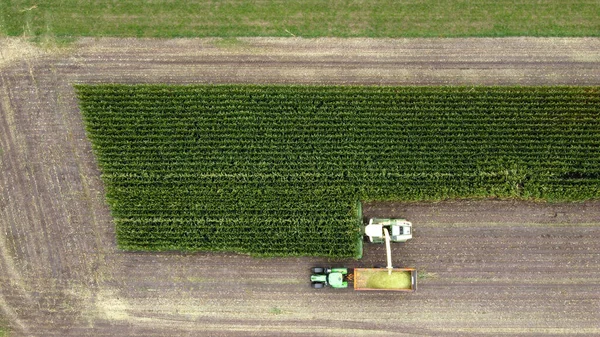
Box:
[1,37,600,336]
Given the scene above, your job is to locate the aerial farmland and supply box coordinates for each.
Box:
[1,2,600,336]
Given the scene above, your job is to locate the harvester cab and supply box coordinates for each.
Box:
[365,218,412,243]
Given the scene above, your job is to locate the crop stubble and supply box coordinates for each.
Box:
[0,37,600,336]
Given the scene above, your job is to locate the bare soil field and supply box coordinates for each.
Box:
[1,37,599,336]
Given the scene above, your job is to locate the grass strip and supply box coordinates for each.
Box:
[2,1,599,38]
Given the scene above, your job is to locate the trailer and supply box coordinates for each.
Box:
[353,268,417,291]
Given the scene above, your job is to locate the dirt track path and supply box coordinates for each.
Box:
[68,37,600,85]
[1,37,600,336]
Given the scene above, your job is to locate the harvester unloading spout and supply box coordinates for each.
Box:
[384,228,393,275]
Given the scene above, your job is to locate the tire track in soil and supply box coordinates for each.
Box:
[0,37,599,336]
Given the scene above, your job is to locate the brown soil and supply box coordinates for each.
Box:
[1,37,599,337]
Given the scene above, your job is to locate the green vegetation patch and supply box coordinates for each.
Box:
[76,85,600,257]
[2,1,599,38]
[365,270,412,290]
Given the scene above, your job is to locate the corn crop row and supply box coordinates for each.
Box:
[76,85,600,257]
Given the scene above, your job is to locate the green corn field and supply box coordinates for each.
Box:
[76,85,600,257]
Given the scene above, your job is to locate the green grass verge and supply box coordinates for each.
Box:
[76,85,600,257]
[2,1,599,38]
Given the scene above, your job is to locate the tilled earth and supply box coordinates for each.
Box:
[1,37,600,336]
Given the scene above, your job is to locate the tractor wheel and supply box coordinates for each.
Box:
[311,267,325,274]
[311,282,325,289]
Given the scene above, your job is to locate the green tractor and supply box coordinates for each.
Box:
[310,267,350,289]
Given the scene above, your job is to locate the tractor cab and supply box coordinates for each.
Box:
[310,267,349,289]
[365,218,412,243]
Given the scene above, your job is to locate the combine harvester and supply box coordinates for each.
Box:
[364,218,412,244]
[310,214,417,292]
